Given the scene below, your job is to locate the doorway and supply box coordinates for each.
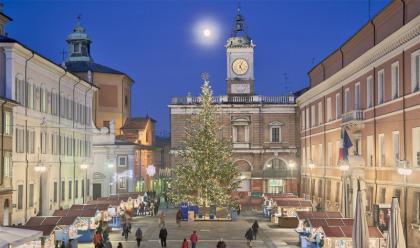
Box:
[92,184,102,200]
[3,199,10,226]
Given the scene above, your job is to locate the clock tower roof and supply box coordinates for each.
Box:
[226,4,254,48]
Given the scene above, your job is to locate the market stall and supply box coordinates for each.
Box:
[53,208,100,242]
[296,211,343,230]
[271,198,312,227]
[21,216,79,248]
[0,226,42,248]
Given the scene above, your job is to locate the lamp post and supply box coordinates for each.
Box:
[397,160,412,247]
[80,162,89,203]
[339,161,350,217]
[288,160,296,194]
[308,160,315,204]
[146,164,156,192]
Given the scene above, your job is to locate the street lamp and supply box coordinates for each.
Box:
[397,160,412,247]
[80,162,89,203]
[146,165,156,191]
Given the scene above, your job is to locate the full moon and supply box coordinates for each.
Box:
[203,28,211,37]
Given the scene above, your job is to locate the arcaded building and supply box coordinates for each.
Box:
[297,1,420,246]
[170,8,300,204]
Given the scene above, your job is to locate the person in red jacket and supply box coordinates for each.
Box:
[190,231,198,248]
[181,238,189,248]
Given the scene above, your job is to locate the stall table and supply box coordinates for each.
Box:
[272,198,312,227]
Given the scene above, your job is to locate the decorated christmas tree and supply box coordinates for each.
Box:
[169,74,239,207]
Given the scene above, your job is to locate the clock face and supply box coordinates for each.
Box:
[232,58,249,75]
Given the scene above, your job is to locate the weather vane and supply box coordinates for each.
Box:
[201,72,209,82]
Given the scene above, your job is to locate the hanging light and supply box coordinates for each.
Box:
[146,165,156,177]
[288,160,296,168]
[308,160,315,169]
[80,162,89,170]
[34,163,47,173]
[339,160,350,171]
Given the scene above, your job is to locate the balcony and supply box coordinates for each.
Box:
[171,95,295,105]
[341,110,364,129]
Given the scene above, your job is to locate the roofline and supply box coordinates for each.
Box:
[0,38,99,90]
[0,96,19,105]
[86,69,135,84]
[0,12,12,21]
[307,0,394,75]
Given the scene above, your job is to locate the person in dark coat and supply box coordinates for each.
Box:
[117,243,123,248]
[216,238,226,248]
[245,228,253,247]
[135,227,143,248]
[252,220,259,239]
[159,227,168,247]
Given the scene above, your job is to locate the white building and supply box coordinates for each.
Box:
[92,120,137,199]
[0,8,96,224]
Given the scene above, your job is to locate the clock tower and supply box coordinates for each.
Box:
[226,6,255,96]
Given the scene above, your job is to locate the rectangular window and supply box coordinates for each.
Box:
[413,127,420,167]
[380,188,386,204]
[335,93,341,119]
[305,108,310,129]
[118,156,127,167]
[392,131,400,165]
[81,179,85,198]
[415,193,420,223]
[394,188,402,203]
[326,180,331,201]
[318,180,323,197]
[87,179,90,196]
[318,102,323,125]
[61,181,65,201]
[367,76,373,108]
[301,109,305,130]
[29,184,34,207]
[379,133,385,166]
[15,128,25,153]
[318,144,323,165]
[411,50,420,92]
[267,179,284,194]
[18,185,23,209]
[4,111,12,135]
[40,131,48,154]
[327,142,332,166]
[311,105,316,127]
[367,135,374,167]
[335,141,340,166]
[75,180,79,198]
[69,180,72,199]
[53,182,58,203]
[344,88,350,113]
[335,182,340,203]
[271,127,280,142]
[366,186,374,211]
[118,176,127,189]
[391,62,399,100]
[326,97,332,121]
[27,84,34,109]
[378,70,385,104]
[3,153,11,178]
[355,82,360,110]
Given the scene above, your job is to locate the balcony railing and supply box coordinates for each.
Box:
[171,95,295,105]
[341,110,364,123]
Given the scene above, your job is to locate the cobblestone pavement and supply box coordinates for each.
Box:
[79,209,299,248]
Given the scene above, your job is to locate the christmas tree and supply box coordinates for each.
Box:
[169,75,239,207]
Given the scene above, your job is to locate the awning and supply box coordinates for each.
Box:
[0,226,42,248]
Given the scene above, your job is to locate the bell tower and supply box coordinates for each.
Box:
[226,5,255,96]
[66,15,92,62]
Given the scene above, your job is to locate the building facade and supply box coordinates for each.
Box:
[0,8,96,224]
[297,1,420,246]
[64,17,133,135]
[170,7,299,204]
[0,97,17,226]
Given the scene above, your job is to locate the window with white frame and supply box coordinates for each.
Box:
[392,131,400,165]
[15,128,25,153]
[41,88,47,113]
[355,82,361,110]
[311,105,316,127]
[318,144,323,165]
[302,146,306,166]
[118,156,128,167]
[311,145,315,162]
[367,135,374,167]
[335,141,340,166]
[3,152,11,178]
[306,145,310,163]
[301,109,305,130]
[378,70,385,104]
[305,108,310,129]
[269,121,282,143]
[318,102,323,125]
[391,62,399,100]
[15,76,25,104]
[414,193,420,224]
[335,93,341,119]
[232,118,250,143]
[27,130,35,154]
[118,176,127,189]
[27,84,34,109]
[4,111,12,135]
[379,133,385,166]
[326,97,332,121]
[412,127,420,167]
[344,88,350,113]
[411,50,420,92]
[40,131,48,154]
[327,142,332,166]
[367,76,373,108]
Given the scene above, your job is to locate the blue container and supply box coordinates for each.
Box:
[77,229,94,243]
[180,202,189,220]
[209,214,214,220]
[231,208,238,221]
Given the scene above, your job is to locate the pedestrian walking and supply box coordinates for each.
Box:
[251,220,259,239]
[159,212,166,228]
[150,202,155,216]
[245,228,253,248]
[117,242,123,248]
[176,209,182,227]
[159,227,168,247]
[135,227,143,248]
[123,223,129,241]
[181,238,189,248]
[216,238,226,248]
[190,230,198,248]
[103,230,109,242]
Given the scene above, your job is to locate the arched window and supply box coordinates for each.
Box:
[264,158,289,178]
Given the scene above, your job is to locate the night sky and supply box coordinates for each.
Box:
[3,0,389,135]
